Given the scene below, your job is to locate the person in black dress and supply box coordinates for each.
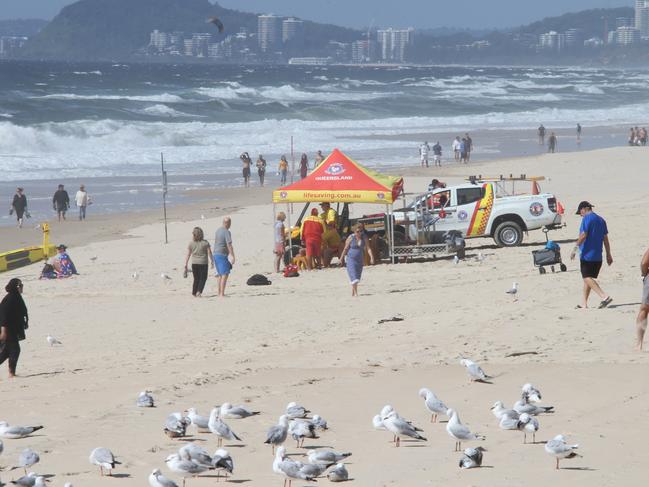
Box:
[10,187,28,228]
[0,278,29,379]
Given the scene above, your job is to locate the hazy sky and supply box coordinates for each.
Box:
[1,0,626,29]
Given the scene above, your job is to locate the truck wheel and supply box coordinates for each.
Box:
[494,221,523,247]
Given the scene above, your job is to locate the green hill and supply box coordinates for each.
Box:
[0,19,49,37]
[517,6,635,37]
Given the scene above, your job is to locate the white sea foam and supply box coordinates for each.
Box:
[73,70,103,75]
[574,85,605,95]
[141,104,190,117]
[34,93,184,103]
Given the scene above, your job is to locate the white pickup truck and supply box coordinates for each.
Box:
[394,180,563,247]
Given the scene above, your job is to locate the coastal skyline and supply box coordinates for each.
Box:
[1,0,624,29]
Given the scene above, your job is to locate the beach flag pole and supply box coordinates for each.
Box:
[161,152,169,244]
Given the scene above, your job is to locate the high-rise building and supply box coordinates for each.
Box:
[257,14,282,52]
[376,28,414,62]
[564,28,584,48]
[539,31,565,51]
[636,0,649,36]
[616,26,641,44]
[282,18,304,43]
[192,33,212,57]
[351,39,374,63]
[149,30,169,50]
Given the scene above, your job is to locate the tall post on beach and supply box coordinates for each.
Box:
[161,152,169,244]
[290,136,295,214]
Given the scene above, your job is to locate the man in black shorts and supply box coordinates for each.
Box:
[570,201,613,309]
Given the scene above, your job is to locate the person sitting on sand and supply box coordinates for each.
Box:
[292,248,308,270]
[51,244,78,278]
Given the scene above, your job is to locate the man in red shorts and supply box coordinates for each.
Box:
[300,208,325,270]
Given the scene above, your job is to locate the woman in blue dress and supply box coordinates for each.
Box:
[341,224,375,297]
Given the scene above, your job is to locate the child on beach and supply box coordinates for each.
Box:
[292,248,308,270]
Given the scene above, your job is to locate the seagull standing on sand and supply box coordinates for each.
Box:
[311,414,328,430]
[446,409,485,451]
[264,415,289,454]
[506,282,518,294]
[219,402,259,419]
[522,383,543,402]
[459,446,486,469]
[208,408,242,447]
[513,398,554,415]
[491,402,519,430]
[289,420,317,448]
[137,391,155,407]
[10,472,36,486]
[17,448,39,474]
[285,402,309,419]
[165,451,209,487]
[165,412,191,438]
[545,434,581,469]
[89,447,120,476]
[418,388,449,423]
[327,463,349,482]
[0,422,43,439]
[372,414,386,431]
[149,468,179,487]
[186,408,210,432]
[460,358,491,382]
[517,413,539,444]
[179,444,213,468]
[161,273,172,281]
[272,446,317,486]
[132,271,139,280]
[382,411,427,447]
[46,335,62,347]
[211,449,234,480]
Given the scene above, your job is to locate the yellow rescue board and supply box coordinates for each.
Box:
[0,222,56,273]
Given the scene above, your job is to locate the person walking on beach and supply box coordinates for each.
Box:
[184,227,213,297]
[240,152,252,188]
[548,132,557,153]
[299,153,309,179]
[10,187,28,228]
[278,155,288,185]
[570,201,613,310]
[538,124,546,145]
[419,142,430,168]
[341,223,375,297]
[576,123,582,143]
[635,247,649,351]
[464,133,473,162]
[274,212,286,273]
[75,184,90,221]
[452,136,461,162]
[256,154,267,187]
[0,278,28,379]
[52,184,70,222]
[214,217,235,297]
[314,150,325,167]
[459,138,467,163]
[640,127,647,146]
[432,141,442,167]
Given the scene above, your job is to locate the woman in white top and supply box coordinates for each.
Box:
[274,212,286,273]
[75,185,90,221]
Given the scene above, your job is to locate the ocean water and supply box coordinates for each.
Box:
[0,61,647,224]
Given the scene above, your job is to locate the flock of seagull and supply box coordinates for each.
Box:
[0,356,582,486]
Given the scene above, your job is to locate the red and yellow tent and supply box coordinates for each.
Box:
[272,149,403,204]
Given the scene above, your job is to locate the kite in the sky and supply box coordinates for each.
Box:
[207,17,224,33]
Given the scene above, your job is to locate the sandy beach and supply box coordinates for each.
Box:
[1,146,648,486]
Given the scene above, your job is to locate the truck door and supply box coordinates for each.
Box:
[454,186,486,236]
[426,188,458,231]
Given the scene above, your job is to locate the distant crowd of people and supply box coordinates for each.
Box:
[239,150,326,188]
[537,124,559,153]
[418,133,473,167]
[628,126,647,146]
[8,184,91,228]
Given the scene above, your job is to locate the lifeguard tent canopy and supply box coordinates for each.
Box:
[272,149,404,204]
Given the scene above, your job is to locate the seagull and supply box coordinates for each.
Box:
[522,383,542,402]
[64,483,74,487]
[506,282,518,294]
[186,408,210,432]
[327,463,349,482]
[285,402,309,419]
[89,447,120,476]
[179,444,213,468]
[161,273,172,281]
[272,446,317,487]
[200,214,205,220]
[446,409,485,451]
[9,472,36,486]
[219,402,259,419]
[491,401,518,421]
[132,271,139,280]
[307,450,351,464]
[545,434,581,469]
[517,413,539,444]
[33,477,47,487]
[418,388,449,423]
[149,468,179,487]
[459,446,486,469]
[289,420,317,448]
[476,252,486,263]
[211,449,234,480]
[208,408,242,447]
[382,411,427,447]
[460,358,491,382]
[17,448,39,474]
[0,422,44,439]
[90,256,98,262]
[372,414,387,431]
[46,335,62,347]
[165,412,191,438]
[264,415,289,454]
[311,415,328,430]
[513,398,554,416]
[165,451,210,486]
[453,255,459,264]
[137,390,155,407]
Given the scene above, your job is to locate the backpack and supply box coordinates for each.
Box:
[283,264,299,278]
[246,274,272,286]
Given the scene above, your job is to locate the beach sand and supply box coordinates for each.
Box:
[0,147,648,486]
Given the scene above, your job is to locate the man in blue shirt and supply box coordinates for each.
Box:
[570,201,613,309]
